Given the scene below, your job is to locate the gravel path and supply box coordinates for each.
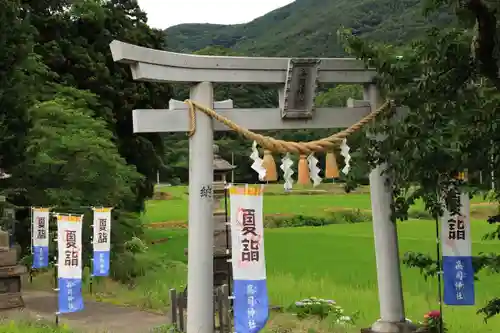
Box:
[1,291,168,333]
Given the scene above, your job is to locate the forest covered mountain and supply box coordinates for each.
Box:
[164,0,455,57]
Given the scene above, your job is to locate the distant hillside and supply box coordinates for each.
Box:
[164,0,455,57]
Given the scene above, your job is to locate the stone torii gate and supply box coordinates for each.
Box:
[110,40,411,333]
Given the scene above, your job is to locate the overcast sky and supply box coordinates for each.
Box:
[137,0,295,29]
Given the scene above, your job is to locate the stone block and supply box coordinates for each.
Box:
[0,271,25,310]
[0,275,21,293]
[0,292,24,309]
[0,231,9,250]
[0,249,18,267]
[13,243,21,261]
[361,320,418,333]
[0,265,27,278]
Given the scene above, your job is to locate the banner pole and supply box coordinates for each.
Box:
[90,210,94,294]
[224,183,232,305]
[90,255,94,293]
[434,215,444,333]
[53,213,60,326]
[29,207,34,284]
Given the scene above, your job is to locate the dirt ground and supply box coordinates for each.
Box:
[0,291,168,333]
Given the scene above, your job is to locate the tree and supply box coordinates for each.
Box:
[24,0,174,211]
[11,86,144,262]
[342,22,500,320]
[17,86,141,208]
[0,0,41,175]
[427,0,500,89]
[316,85,362,107]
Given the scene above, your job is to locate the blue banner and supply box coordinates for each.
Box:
[230,186,269,333]
[57,214,84,314]
[58,278,84,313]
[443,256,475,305]
[32,208,50,268]
[32,246,49,269]
[233,279,269,333]
[93,251,110,276]
[441,193,474,306]
[92,208,112,277]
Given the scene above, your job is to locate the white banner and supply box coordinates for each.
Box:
[32,208,50,248]
[230,185,267,280]
[230,184,269,333]
[57,214,83,279]
[92,207,112,276]
[441,192,475,306]
[32,208,50,269]
[92,208,112,252]
[441,193,471,257]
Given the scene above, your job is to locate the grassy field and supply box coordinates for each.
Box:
[0,320,73,333]
[139,185,500,333]
[144,184,494,223]
[144,184,374,223]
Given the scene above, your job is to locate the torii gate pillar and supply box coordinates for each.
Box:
[186,81,215,330]
[363,85,414,333]
[109,40,414,333]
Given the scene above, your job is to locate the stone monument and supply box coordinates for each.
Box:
[0,205,26,309]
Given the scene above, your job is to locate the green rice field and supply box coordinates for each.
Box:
[142,185,500,332]
[144,184,491,223]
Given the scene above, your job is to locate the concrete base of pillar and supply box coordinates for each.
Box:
[361,320,419,333]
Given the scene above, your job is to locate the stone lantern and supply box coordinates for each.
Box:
[212,144,235,289]
[0,170,26,309]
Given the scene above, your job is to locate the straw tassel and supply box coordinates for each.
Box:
[262,150,278,182]
[297,154,310,185]
[455,171,467,181]
[325,151,340,179]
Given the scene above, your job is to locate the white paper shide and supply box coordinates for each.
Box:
[280,153,294,191]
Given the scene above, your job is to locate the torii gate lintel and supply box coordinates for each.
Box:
[132,101,372,133]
